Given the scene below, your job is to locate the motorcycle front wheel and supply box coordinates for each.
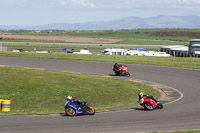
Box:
[157,103,163,109]
[87,106,95,115]
[126,72,130,77]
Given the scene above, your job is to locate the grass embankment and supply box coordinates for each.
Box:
[0,52,200,69]
[0,67,159,115]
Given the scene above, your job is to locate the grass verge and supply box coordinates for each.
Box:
[0,67,159,115]
[0,52,200,69]
[151,130,200,133]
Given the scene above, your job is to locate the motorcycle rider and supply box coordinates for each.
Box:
[66,95,73,101]
[138,92,158,104]
[138,92,144,104]
[113,63,122,74]
[66,95,83,106]
[114,63,120,68]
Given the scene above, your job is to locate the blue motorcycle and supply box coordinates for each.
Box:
[65,101,95,116]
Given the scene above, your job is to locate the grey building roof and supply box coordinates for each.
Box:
[189,39,200,42]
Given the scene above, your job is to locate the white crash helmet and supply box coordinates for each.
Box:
[67,95,72,100]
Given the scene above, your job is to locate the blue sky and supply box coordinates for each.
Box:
[0,0,200,26]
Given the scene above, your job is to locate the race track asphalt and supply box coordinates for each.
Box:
[0,56,200,133]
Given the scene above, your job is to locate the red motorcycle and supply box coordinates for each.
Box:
[140,96,163,110]
[112,63,130,77]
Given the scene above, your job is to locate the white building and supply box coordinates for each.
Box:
[188,39,200,57]
[102,48,128,55]
[160,45,188,57]
[160,40,200,57]
[102,48,170,57]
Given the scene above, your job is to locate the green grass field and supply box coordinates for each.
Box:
[0,66,159,115]
[12,29,200,45]
[117,39,187,45]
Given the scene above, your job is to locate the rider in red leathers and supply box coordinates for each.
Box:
[138,92,158,105]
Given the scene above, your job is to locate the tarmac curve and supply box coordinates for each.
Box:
[0,56,200,133]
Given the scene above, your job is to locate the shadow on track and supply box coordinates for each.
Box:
[131,107,147,111]
[109,74,117,76]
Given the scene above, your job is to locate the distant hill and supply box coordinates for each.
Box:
[1,15,200,30]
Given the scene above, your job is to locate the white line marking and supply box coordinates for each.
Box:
[97,78,184,114]
[134,78,184,105]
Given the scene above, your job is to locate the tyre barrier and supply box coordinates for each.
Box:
[1,100,11,112]
[0,99,3,111]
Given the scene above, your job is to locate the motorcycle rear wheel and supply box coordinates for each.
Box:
[65,107,76,116]
[144,103,153,110]
[115,72,120,76]
[87,106,95,115]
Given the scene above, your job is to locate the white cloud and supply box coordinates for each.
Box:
[2,0,199,10]
[169,5,193,9]
[55,0,95,8]
[174,0,200,4]
[112,0,200,10]
[163,0,200,9]
[96,0,200,8]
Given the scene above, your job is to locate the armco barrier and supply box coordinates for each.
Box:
[1,100,11,112]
